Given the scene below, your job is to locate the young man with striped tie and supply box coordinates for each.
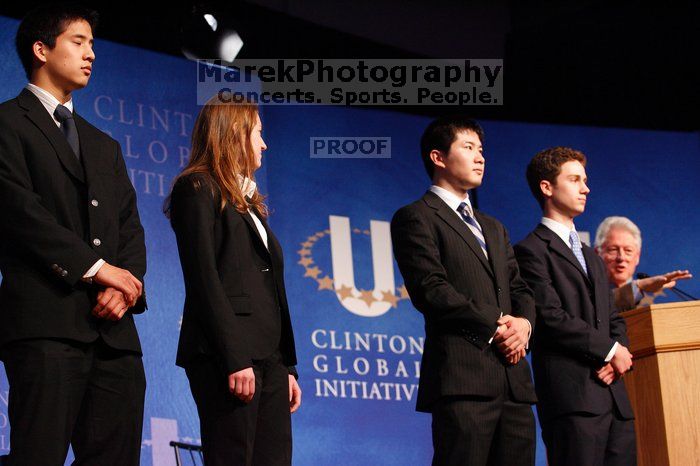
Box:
[391,116,537,466]
[514,147,636,466]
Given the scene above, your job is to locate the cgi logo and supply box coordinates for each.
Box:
[310,137,391,159]
[298,216,411,318]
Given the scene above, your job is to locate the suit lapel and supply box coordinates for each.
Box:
[74,114,100,186]
[258,213,284,266]
[475,211,501,274]
[582,245,602,306]
[424,192,494,278]
[242,210,271,258]
[18,89,85,183]
[535,224,592,286]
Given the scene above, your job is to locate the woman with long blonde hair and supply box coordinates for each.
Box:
[167,96,301,465]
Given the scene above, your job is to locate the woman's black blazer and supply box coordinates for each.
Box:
[170,173,297,375]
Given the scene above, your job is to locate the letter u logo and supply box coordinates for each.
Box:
[329,215,395,317]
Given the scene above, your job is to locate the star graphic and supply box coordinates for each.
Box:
[304,266,321,279]
[307,236,318,242]
[301,241,314,248]
[317,275,334,290]
[359,289,376,307]
[316,232,326,238]
[353,228,362,234]
[336,284,354,300]
[397,285,409,299]
[298,257,314,267]
[362,229,370,235]
[381,290,400,308]
[297,248,311,256]
[324,229,330,234]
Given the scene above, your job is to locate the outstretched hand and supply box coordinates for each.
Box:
[637,270,692,294]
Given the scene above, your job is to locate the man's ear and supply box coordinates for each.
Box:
[539,179,552,199]
[429,149,446,170]
[32,41,49,64]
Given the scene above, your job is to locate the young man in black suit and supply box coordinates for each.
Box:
[391,116,537,466]
[514,147,636,466]
[0,5,146,465]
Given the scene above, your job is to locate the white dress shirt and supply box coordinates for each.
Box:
[238,175,268,250]
[249,211,268,250]
[26,83,73,127]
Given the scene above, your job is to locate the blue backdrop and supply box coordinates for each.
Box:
[1,14,698,465]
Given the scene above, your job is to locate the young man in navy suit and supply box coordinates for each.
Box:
[514,147,636,466]
[0,5,146,465]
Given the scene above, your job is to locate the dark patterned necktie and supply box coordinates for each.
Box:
[54,104,80,159]
[458,201,488,259]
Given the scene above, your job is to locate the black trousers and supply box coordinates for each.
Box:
[431,382,535,466]
[0,337,145,466]
[541,395,636,466]
[186,351,292,466]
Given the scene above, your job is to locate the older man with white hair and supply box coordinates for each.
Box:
[594,216,692,310]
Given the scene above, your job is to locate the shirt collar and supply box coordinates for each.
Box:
[26,83,74,125]
[541,217,579,249]
[237,175,257,199]
[430,185,474,215]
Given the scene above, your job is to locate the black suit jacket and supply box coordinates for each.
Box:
[169,174,297,376]
[391,191,537,412]
[0,89,146,353]
[514,224,634,422]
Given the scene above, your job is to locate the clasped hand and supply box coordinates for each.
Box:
[91,262,143,321]
[92,287,131,321]
[493,315,530,365]
[596,344,633,385]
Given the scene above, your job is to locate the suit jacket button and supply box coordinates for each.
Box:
[92,238,101,247]
[61,270,68,277]
[51,264,59,271]
[497,287,502,293]
[596,319,601,324]
[91,199,99,207]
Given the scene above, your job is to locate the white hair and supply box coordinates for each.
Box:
[594,216,642,250]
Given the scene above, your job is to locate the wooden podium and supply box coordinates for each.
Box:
[621,300,700,466]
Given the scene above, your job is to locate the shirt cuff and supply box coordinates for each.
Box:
[631,280,645,304]
[522,317,532,349]
[605,341,619,363]
[83,259,105,281]
[488,312,504,344]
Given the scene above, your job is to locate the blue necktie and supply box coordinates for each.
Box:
[569,230,588,274]
[54,104,80,160]
[458,202,488,259]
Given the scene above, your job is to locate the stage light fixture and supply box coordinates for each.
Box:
[181,5,244,64]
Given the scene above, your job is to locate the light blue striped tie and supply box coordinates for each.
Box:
[458,202,488,259]
[569,230,588,274]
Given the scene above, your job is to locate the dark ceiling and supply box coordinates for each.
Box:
[2,1,698,131]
